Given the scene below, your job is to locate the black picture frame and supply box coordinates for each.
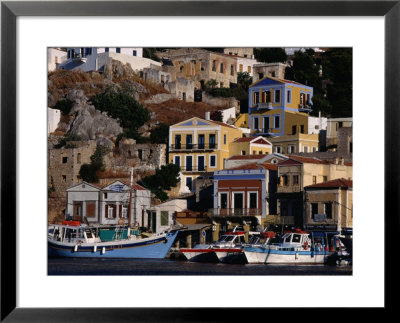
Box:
[1,1,396,321]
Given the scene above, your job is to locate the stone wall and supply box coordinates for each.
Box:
[201,92,239,111]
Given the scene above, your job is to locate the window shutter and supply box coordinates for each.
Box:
[105,204,109,218]
[112,205,117,218]
[119,205,122,218]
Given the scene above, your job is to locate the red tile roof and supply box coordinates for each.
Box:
[305,178,353,189]
[229,162,277,171]
[233,137,254,143]
[228,154,268,160]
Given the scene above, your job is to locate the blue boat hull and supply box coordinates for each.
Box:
[48,231,179,259]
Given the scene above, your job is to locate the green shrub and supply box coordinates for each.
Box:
[54,133,82,149]
[53,99,74,115]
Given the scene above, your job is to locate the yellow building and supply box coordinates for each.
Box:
[268,132,319,154]
[276,156,352,227]
[248,77,313,137]
[230,136,272,156]
[233,113,249,129]
[169,117,243,191]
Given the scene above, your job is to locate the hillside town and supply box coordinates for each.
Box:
[48,47,352,256]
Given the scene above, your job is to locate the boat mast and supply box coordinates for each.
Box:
[128,167,133,227]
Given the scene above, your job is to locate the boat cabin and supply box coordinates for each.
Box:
[213,231,246,248]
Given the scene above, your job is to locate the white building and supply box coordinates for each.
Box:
[47,48,67,72]
[58,47,161,73]
[47,108,61,134]
[308,114,328,135]
[236,56,258,77]
[66,180,152,229]
[148,199,187,233]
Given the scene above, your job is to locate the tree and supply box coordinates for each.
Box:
[150,123,169,144]
[139,164,181,201]
[53,98,74,115]
[237,72,253,91]
[78,144,110,183]
[91,89,150,140]
[143,48,161,62]
[205,79,218,89]
[254,48,287,63]
[210,110,223,122]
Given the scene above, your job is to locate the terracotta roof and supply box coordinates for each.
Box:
[233,137,254,143]
[305,178,353,189]
[229,162,277,171]
[228,154,268,160]
[286,155,327,164]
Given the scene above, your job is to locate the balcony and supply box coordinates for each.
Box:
[180,166,208,173]
[250,102,273,113]
[298,103,312,113]
[209,208,262,217]
[170,143,217,151]
[254,128,273,136]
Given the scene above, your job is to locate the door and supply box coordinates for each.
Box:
[186,134,192,149]
[198,156,205,171]
[209,134,216,149]
[73,202,82,221]
[198,134,205,149]
[233,193,244,216]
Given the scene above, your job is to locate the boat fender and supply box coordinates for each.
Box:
[303,241,309,250]
[93,245,97,253]
[295,252,299,260]
[74,245,78,252]
[102,247,106,254]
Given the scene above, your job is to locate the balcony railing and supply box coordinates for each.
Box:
[298,103,312,112]
[180,166,208,172]
[170,143,217,151]
[254,128,273,135]
[250,102,273,113]
[209,208,262,217]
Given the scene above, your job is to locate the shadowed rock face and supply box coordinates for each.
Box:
[60,89,123,141]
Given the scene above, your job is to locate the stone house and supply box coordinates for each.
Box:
[252,63,288,82]
[304,178,353,231]
[166,48,238,89]
[66,180,152,229]
[148,199,187,234]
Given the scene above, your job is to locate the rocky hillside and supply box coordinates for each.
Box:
[48,60,222,142]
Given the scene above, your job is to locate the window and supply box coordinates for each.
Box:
[259,151,262,154]
[292,125,297,135]
[230,65,234,76]
[253,150,256,155]
[86,201,96,217]
[253,117,259,130]
[212,60,216,71]
[313,176,317,184]
[174,155,181,166]
[197,156,205,171]
[186,134,192,149]
[313,147,317,152]
[104,193,108,199]
[161,211,169,226]
[274,115,280,129]
[275,146,282,153]
[220,63,224,73]
[253,92,259,105]
[300,125,305,133]
[105,47,109,52]
[258,73,264,79]
[293,175,299,185]
[209,134,216,149]
[198,134,205,149]
[138,149,143,160]
[132,50,137,56]
[281,175,289,186]
[306,94,311,105]
[241,150,246,155]
[287,89,292,103]
[185,156,193,171]
[289,145,296,153]
[323,176,328,182]
[224,134,226,145]
[175,135,181,149]
[210,155,216,167]
[292,234,301,243]
[62,175,66,182]
[311,203,318,219]
[263,116,270,132]
[62,156,68,164]
[325,203,332,219]
[77,153,81,164]
[249,192,257,209]
[179,66,184,73]
[274,89,281,103]
[304,146,308,153]
[116,48,121,53]
[239,64,243,72]
[106,204,116,219]
[247,66,252,73]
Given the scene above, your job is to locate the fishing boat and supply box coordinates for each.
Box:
[243,229,334,264]
[180,228,246,263]
[48,221,179,259]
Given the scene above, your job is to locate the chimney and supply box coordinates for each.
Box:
[339,157,344,165]
[205,111,210,120]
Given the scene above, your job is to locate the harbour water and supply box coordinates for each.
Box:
[48,257,352,275]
